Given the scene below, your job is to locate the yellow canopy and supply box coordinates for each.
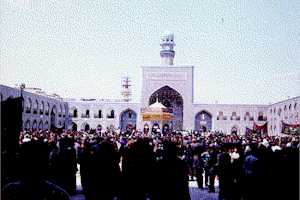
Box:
[141,99,173,122]
[142,112,173,121]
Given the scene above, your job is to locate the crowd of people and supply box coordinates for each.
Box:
[2,127,299,200]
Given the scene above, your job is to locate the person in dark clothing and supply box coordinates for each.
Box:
[207,147,218,193]
[2,140,70,200]
[78,140,94,200]
[91,139,121,200]
[193,154,204,189]
[154,141,191,200]
[216,146,234,200]
[121,138,156,200]
[53,136,77,195]
[230,146,244,200]
[242,144,260,200]
[201,149,210,187]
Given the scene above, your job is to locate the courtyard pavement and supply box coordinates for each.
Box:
[71,169,219,200]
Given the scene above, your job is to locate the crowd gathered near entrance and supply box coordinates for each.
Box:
[2,127,299,200]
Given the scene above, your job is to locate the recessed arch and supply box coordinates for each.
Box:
[50,105,57,129]
[26,98,32,113]
[195,110,212,132]
[119,109,137,132]
[44,121,49,130]
[258,111,264,121]
[38,120,43,130]
[25,120,31,130]
[149,85,183,130]
[33,99,38,114]
[107,109,115,118]
[70,106,78,118]
[40,101,44,114]
[97,124,102,131]
[82,122,90,132]
[71,122,78,131]
[45,102,50,115]
[32,120,37,130]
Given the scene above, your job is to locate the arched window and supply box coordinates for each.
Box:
[258,111,264,121]
[231,112,237,120]
[107,110,115,118]
[97,124,102,130]
[217,111,223,120]
[86,110,90,118]
[44,121,49,129]
[244,112,250,121]
[40,101,44,114]
[33,99,38,114]
[284,105,287,111]
[98,110,102,118]
[32,120,37,130]
[45,102,50,115]
[289,104,291,110]
[278,108,282,116]
[64,104,68,115]
[59,104,63,117]
[295,103,297,110]
[111,110,115,118]
[26,98,32,113]
[38,120,43,130]
[73,109,78,118]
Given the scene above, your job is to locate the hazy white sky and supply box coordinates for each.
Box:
[1,0,299,104]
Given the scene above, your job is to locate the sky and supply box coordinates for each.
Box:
[1,0,300,104]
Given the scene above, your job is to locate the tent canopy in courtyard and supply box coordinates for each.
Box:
[141,99,173,122]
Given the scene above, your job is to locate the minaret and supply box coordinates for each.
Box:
[121,76,132,102]
[160,31,175,65]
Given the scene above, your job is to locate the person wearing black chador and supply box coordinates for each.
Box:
[2,141,70,200]
[216,145,234,200]
[78,140,94,200]
[121,138,156,200]
[92,138,121,200]
[54,136,77,195]
[153,141,191,200]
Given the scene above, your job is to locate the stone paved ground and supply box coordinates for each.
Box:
[72,184,219,200]
[72,167,219,200]
[189,180,219,200]
[71,176,219,200]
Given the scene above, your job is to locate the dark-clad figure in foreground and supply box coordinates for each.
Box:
[121,138,156,200]
[154,141,191,200]
[216,145,234,200]
[2,141,70,200]
[48,136,77,195]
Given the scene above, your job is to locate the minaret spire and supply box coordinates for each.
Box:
[160,31,175,65]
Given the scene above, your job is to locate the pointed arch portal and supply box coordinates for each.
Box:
[120,109,137,132]
[149,86,183,130]
[195,110,212,132]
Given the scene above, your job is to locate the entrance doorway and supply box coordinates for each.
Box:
[149,86,183,130]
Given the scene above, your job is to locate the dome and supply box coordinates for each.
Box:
[161,31,174,42]
[149,101,166,109]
